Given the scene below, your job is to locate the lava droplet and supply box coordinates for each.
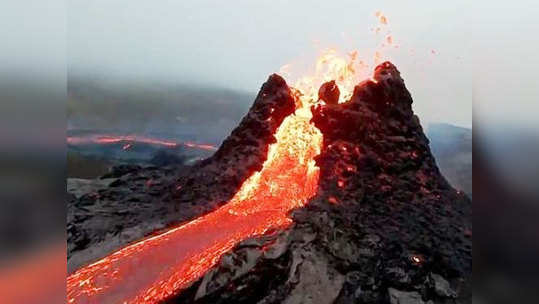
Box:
[328,196,338,204]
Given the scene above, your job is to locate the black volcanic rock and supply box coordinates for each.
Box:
[171,74,296,208]
[169,63,472,304]
[318,80,340,105]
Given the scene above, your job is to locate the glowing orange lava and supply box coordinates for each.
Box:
[66,134,217,151]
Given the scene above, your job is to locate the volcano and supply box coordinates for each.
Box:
[67,62,471,304]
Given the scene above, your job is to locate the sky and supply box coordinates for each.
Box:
[68,0,476,128]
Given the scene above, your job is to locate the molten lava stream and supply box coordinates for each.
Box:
[67,103,323,304]
[66,134,218,151]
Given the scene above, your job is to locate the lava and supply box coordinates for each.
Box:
[67,95,323,303]
[66,134,217,151]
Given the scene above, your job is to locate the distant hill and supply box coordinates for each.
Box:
[428,123,472,196]
[68,77,255,143]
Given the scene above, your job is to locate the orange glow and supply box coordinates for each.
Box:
[284,49,371,105]
[67,134,217,151]
[410,255,424,265]
[375,11,388,25]
[183,141,218,151]
[279,12,395,103]
[328,196,338,204]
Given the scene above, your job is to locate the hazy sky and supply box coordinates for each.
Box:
[68,0,473,127]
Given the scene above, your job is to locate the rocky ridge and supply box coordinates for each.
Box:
[67,74,295,272]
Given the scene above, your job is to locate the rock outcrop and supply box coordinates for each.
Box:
[171,73,296,208]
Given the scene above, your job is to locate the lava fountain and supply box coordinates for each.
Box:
[67,50,373,304]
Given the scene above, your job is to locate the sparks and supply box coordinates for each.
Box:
[410,254,424,265]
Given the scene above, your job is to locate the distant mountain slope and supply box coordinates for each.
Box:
[68,78,255,143]
[428,123,472,196]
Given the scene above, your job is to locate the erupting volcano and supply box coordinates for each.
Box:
[67,56,472,303]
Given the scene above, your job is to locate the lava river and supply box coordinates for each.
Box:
[67,99,323,303]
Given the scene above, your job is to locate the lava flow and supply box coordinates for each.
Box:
[67,46,376,303]
[66,102,322,304]
[67,134,217,151]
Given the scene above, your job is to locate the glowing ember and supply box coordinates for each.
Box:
[376,11,388,25]
[183,141,217,151]
[410,254,424,265]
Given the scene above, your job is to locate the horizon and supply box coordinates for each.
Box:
[67,0,472,128]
